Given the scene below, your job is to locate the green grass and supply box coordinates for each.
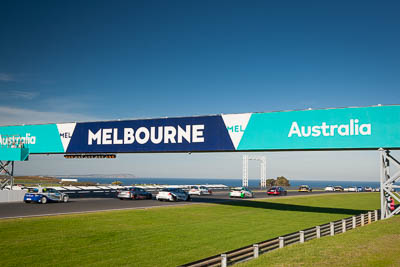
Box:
[0,193,379,267]
[239,213,400,267]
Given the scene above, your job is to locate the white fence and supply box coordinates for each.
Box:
[181,210,380,267]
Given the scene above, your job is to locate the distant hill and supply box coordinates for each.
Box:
[54,174,136,178]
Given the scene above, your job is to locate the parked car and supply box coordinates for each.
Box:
[324,185,335,192]
[357,186,364,192]
[267,186,287,196]
[298,185,312,192]
[334,186,344,192]
[24,187,69,204]
[156,188,190,201]
[229,187,254,198]
[188,186,212,196]
[118,187,152,200]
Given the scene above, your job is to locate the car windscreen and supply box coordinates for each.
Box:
[28,188,39,193]
[161,188,176,192]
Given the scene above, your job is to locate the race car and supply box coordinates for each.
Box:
[298,185,312,192]
[117,187,153,200]
[188,185,212,196]
[229,187,254,198]
[24,187,69,204]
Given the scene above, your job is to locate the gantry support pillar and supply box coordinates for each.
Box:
[380,149,400,219]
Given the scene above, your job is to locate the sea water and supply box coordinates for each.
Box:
[70,177,381,189]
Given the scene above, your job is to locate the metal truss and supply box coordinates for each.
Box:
[0,160,14,190]
[243,155,266,188]
[380,149,400,219]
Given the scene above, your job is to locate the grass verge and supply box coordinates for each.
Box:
[239,213,400,267]
[0,193,379,267]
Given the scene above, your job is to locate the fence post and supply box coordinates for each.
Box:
[300,231,305,243]
[374,210,378,221]
[352,216,356,229]
[361,214,365,226]
[221,254,227,267]
[253,244,259,258]
[368,212,372,224]
[279,237,285,248]
[342,219,346,233]
[316,226,321,238]
[330,222,335,236]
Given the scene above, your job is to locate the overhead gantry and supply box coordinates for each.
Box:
[0,105,399,218]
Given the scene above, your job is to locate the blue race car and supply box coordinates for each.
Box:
[24,187,69,204]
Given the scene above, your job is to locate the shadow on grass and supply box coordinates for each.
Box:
[191,197,366,215]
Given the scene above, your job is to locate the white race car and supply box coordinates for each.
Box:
[229,187,254,198]
[156,188,191,201]
[188,186,212,196]
[324,186,335,192]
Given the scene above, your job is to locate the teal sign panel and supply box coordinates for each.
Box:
[0,147,29,161]
[0,124,64,154]
[238,106,400,150]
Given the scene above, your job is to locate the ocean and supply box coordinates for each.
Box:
[68,177,382,189]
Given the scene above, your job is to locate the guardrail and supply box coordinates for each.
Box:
[180,210,380,267]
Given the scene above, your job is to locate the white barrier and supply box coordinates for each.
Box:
[0,190,27,203]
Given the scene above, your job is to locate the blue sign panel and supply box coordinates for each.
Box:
[66,115,235,153]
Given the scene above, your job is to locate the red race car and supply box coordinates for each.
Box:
[267,186,287,196]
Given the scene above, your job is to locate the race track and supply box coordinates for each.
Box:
[0,191,338,219]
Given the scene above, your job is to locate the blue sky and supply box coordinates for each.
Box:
[1,1,399,180]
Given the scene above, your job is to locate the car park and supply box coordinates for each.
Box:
[324,185,335,192]
[267,186,287,196]
[298,185,312,192]
[24,187,69,204]
[156,188,190,201]
[188,185,212,196]
[229,187,254,198]
[117,187,152,200]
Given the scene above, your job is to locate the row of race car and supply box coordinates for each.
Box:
[23,185,291,204]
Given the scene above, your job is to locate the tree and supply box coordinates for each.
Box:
[265,179,276,187]
[275,176,290,186]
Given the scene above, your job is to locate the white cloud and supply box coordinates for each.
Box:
[0,106,98,126]
[0,73,16,82]
[8,90,39,100]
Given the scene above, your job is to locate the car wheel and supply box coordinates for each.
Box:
[24,200,31,203]
[41,196,47,204]
[119,198,124,200]
[63,195,69,203]
[172,195,177,202]
[186,195,191,201]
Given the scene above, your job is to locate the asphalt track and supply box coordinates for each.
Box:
[0,191,338,219]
